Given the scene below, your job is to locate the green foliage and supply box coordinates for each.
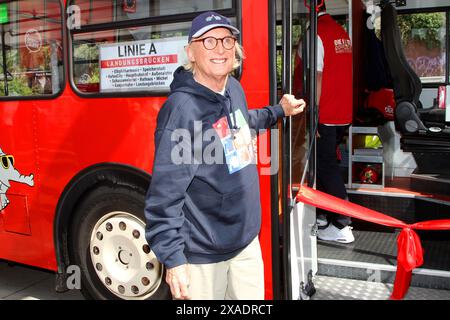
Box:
[0,44,56,96]
[74,43,99,61]
[397,12,445,49]
[275,22,306,86]
[0,76,33,96]
[73,43,100,84]
[88,66,100,83]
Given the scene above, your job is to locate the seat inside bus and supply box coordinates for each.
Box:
[380,2,450,150]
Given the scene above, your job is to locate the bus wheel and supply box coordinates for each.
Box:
[69,185,170,300]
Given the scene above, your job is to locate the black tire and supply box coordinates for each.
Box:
[69,184,170,300]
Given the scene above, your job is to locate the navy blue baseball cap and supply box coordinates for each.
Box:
[188,11,240,42]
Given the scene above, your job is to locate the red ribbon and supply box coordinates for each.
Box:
[296,185,450,300]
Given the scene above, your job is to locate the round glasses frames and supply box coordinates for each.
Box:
[191,36,237,50]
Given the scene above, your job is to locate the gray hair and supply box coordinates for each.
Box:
[183,42,244,74]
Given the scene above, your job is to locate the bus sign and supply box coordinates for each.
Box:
[99,37,187,92]
[0,3,8,24]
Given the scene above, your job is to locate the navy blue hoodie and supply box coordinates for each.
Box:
[145,67,284,269]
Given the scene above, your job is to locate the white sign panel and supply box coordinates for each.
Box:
[99,37,187,92]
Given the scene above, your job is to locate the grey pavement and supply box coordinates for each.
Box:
[0,261,84,300]
[2,260,449,300]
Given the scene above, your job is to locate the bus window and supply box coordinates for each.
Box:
[69,0,237,95]
[71,0,233,27]
[399,12,447,84]
[375,11,447,84]
[0,0,63,98]
[72,22,191,94]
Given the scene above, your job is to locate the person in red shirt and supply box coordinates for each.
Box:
[297,3,354,243]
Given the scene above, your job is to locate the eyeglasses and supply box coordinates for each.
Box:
[1,155,14,169]
[191,36,237,50]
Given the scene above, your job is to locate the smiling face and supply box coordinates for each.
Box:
[187,27,236,91]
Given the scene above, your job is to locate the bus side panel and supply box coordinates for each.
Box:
[0,81,164,271]
[0,102,40,265]
[241,0,273,299]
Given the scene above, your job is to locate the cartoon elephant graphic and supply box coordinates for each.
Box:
[0,147,34,210]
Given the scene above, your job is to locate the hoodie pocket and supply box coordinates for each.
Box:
[184,174,261,254]
[213,175,261,251]
[184,178,223,252]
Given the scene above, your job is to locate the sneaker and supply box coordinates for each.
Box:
[316,213,328,228]
[317,224,355,244]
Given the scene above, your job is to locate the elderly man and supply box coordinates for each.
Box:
[145,11,306,300]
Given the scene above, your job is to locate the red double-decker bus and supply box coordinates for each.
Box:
[0,0,449,300]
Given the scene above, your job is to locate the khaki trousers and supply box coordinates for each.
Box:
[188,237,264,300]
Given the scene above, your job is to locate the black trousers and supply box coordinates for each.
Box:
[316,124,351,229]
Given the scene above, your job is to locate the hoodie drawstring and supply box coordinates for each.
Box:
[223,91,238,138]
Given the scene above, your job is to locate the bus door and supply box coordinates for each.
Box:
[278,0,320,300]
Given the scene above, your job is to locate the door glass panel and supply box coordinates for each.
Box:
[291,1,311,187]
[281,0,318,300]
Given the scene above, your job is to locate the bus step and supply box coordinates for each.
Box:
[317,259,450,291]
[311,275,450,300]
[317,229,450,291]
[410,172,450,196]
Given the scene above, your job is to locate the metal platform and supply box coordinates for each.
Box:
[317,230,450,291]
[312,275,450,300]
[318,230,450,270]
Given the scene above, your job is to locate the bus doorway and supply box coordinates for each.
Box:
[275,0,320,300]
[288,0,450,300]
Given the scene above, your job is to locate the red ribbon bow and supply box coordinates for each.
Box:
[296,185,450,299]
